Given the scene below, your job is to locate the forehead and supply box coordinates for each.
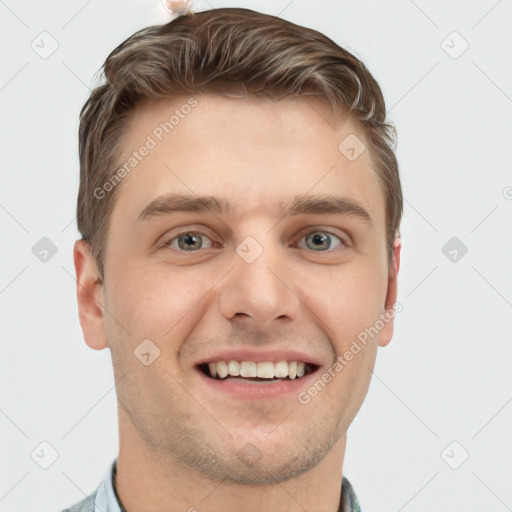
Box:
[110,92,385,228]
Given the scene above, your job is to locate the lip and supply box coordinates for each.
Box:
[195,364,321,400]
[195,348,323,367]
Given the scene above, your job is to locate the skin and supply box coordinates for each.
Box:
[74,92,401,512]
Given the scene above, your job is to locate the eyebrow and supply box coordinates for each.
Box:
[137,193,372,224]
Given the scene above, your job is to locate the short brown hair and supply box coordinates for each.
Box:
[77,7,403,278]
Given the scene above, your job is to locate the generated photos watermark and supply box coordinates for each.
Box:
[297,301,403,405]
[94,97,198,200]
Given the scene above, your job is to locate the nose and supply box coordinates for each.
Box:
[218,234,300,329]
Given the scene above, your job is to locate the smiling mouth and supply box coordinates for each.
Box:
[197,361,319,382]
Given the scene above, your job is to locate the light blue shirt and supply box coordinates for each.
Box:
[62,458,362,511]
[94,459,122,512]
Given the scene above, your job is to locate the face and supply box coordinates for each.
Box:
[74,92,400,485]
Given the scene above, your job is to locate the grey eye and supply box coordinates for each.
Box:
[300,231,343,251]
[165,232,213,251]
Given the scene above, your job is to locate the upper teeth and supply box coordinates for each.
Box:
[207,360,308,379]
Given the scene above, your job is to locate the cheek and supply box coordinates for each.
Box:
[299,262,387,351]
[106,264,208,347]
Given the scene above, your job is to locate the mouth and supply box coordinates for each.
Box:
[197,360,320,383]
[194,354,323,399]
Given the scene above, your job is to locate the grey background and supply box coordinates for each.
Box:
[1,0,511,510]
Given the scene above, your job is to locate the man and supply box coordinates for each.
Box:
[65,6,403,512]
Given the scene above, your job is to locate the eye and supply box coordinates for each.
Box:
[163,230,214,252]
[161,228,348,253]
[297,230,346,252]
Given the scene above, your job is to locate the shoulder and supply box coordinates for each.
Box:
[59,488,98,512]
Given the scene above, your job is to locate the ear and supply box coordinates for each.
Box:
[377,235,402,348]
[73,239,108,350]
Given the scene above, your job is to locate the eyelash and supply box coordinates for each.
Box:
[161,228,348,253]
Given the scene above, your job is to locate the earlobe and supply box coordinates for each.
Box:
[73,239,109,350]
[378,235,402,347]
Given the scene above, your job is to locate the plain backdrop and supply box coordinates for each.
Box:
[1,0,511,511]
